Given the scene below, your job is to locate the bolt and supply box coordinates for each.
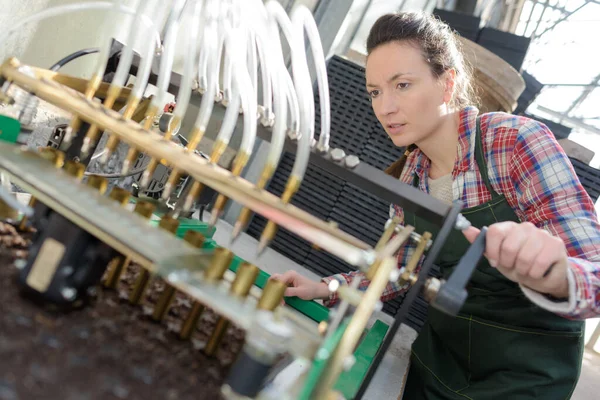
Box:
[316,141,330,154]
[260,107,275,127]
[287,129,301,141]
[344,155,360,169]
[328,280,340,293]
[343,355,356,371]
[330,148,346,162]
[61,287,77,301]
[316,348,330,360]
[191,79,200,91]
[389,269,401,282]
[62,266,74,276]
[374,301,383,312]
[14,259,27,270]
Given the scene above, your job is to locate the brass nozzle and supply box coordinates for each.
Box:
[129,269,150,305]
[256,163,276,189]
[63,160,85,180]
[158,214,180,234]
[151,285,176,322]
[97,96,141,162]
[230,262,259,298]
[205,263,258,356]
[86,175,108,194]
[257,279,287,311]
[103,255,129,289]
[205,248,233,281]
[38,147,65,168]
[133,200,155,219]
[123,104,159,172]
[186,126,205,151]
[109,187,130,206]
[209,139,228,163]
[208,152,250,219]
[257,176,301,252]
[204,317,229,356]
[183,230,206,248]
[103,200,153,290]
[179,302,206,340]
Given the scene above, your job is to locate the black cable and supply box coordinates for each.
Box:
[49,48,100,72]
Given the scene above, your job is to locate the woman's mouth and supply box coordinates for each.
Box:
[387,123,406,135]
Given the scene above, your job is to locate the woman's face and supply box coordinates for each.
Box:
[365,41,453,148]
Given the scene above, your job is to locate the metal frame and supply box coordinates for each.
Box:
[355,201,463,399]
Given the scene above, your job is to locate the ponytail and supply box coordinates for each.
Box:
[385,144,417,179]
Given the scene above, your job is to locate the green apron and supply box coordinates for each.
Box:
[402,118,584,399]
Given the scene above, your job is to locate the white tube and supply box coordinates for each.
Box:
[109,0,156,92]
[246,0,273,122]
[246,30,258,105]
[173,0,204,121]
[214,7,233,103]
[252,1,285,166]
[265,1,313,181]
[215,85,240,146]
[292,6,331,153]
[0,2,161,60]
[149,0,188,110]
[193,21,219,134]
[130,0,166,100]
[227,28,257,156]
[284,70,301,135]
[92,0,125,78]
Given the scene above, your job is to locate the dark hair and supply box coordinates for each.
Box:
[367,12,477,178]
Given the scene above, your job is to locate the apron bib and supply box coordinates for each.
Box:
[402,118,584,399]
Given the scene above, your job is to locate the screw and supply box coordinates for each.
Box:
[330,148,346,162]
[344,155,360,169]
[61,287,77,301]
[14,259,27,270]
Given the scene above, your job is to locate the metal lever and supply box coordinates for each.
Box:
[431,226,488,316]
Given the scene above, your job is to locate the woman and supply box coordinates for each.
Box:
[272,11,600,399]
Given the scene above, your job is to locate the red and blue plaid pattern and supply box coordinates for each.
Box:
[323,107,600,319]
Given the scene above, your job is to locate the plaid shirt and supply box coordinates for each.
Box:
[322,107,600,319]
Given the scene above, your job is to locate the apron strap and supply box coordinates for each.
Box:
[474,116,501,198]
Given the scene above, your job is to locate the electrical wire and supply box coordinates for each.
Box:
[49,48,100,72]
[85,165,148,179]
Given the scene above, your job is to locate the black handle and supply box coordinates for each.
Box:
[431,226,488,316]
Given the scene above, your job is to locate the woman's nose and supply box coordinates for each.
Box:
[378,91,398,116]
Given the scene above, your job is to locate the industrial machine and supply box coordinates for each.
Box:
[0,1,487,399]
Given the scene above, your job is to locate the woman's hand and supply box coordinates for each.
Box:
[269,271,330,300]
[463,222,569,299]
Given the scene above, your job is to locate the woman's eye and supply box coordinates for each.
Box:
[369,90,380,99]
[396,82,410,90]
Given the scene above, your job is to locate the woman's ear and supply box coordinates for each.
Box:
[442,68,457,104]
